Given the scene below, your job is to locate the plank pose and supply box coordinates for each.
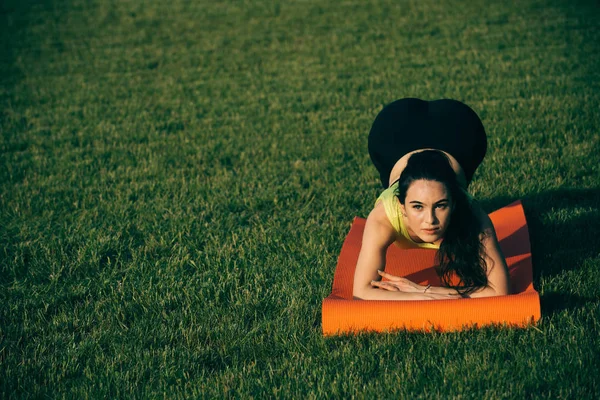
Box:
[353,98,510,300]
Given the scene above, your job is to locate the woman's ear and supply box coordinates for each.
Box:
[400,203,407,217]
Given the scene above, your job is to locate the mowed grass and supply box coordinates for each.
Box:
[1,0,600,397]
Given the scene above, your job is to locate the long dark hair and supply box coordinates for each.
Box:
[395,150,487,295]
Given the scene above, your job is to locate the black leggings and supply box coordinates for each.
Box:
[368,98,487,188]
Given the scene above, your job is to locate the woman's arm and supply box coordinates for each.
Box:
[467,207,511,297]
[352,203,460,301]
[376,205,511,298]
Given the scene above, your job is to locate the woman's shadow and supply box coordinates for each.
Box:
[479,188,600,317]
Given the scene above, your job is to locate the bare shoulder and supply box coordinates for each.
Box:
[472,202,498,240]
[364,201,397,247]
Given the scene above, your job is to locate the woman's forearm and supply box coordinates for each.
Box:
[426,285,459,296]
[465,285,507,297]
[427,285,506,298]
[354,287,430,301]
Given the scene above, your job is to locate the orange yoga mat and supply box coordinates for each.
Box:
[322,200,541,335]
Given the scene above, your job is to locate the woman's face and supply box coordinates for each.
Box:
[400,179,452,244]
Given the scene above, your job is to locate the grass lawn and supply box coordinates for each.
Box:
[1,0,600,397]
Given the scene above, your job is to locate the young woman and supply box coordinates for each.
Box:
[353,98,510,301]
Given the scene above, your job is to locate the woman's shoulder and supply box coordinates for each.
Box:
[368,199,394,227]
[364,201,398,247]
[377,181,398,198]
[471,201,497,238]
[374,183,401,229]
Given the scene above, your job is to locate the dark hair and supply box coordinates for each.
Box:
[395,150,487,295]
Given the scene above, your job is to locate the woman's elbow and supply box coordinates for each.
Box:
[492,279,511,296]
[352,284,371,300]
[352,288,364,300]
[495,286,511,296]
[468,285,510,298]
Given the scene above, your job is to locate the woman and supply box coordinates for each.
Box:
[353,98,510,300]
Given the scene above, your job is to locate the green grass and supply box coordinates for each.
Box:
[1,0,599,397]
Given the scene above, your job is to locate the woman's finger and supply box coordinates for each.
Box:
[379,271,420,289]
[377,270,403,282]
[371,281,399,291]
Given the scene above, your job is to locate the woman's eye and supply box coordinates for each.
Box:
[436,204,448,209]
[412,205,423,210]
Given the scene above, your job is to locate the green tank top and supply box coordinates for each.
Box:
[375,181,440,250]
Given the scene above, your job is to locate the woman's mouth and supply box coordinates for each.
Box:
[422,228,439,235]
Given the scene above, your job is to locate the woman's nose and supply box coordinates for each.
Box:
[427,209,439,224]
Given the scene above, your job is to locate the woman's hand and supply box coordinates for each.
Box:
[372,271,425,293]
[370,271,462,300]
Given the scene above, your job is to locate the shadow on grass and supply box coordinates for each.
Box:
[479,187,600,317]
[540,292,596,315]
